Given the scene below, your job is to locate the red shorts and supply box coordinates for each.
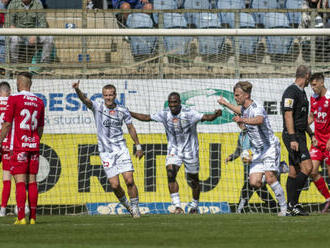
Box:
[310,145,330,165]
[10,151,39,175]
[1,151,11,171]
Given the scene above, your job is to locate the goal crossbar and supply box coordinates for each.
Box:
[1,28,330,36]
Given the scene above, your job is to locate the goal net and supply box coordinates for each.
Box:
[0,8,330,215]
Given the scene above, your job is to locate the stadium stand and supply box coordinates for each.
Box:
[163,12,193,63]
[250,0,280,27]
[263,12,299,62]
[285,0,303,28]
[153,0,179,25]
[193,12,230,62]
[126,13,158,61]
[237,12,264,63]
[183,0,210,27]
[217,0,246,28]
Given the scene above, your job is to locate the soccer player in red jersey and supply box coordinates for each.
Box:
[308,72,330,213]
[0,81,11,217]
[0,72,45,224]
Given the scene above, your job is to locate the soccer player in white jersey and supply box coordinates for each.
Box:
[72,81,144,218]
[130,92,222,214]
[218,81,287,216]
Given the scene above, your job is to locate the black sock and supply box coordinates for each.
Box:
[295,172,308,204]
[286,176,297,207]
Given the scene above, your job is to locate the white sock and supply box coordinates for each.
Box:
[130,197,139,210]
[119,195,130,209]
[170,193,181,208]
[237,199,246,213]
[190,199,199,208]
[270,181,287,211]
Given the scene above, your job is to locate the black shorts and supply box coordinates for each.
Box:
[282,131,311,166]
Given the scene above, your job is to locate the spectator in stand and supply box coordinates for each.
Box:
[112,0,153,24]
[87,0,108,9]
[7,0,54,64]
[300,0,328,29]
[0,0,10,27]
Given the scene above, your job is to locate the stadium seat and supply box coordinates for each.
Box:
[126,13,158,61]
[238,12,264,62]
[250,0,279,27]
[285,0,303,28]
[193,12,230,62]
[217,0,246,28]
[263,12,299,62]
[163,12,193,63]
[153,0,179,25]
[183,0,210,27]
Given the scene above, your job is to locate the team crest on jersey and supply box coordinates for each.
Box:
[17,152,27,162]
[284,98,294,108]
[110,110,116,115]
[325,100,328,108]
[172,118,179,123]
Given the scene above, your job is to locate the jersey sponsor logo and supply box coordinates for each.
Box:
[22,143,37,148]
[21,135,36,143]
[23,95,38,101]
[110,110,116,115]
[284,98,294,108]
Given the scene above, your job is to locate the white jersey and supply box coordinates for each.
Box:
[241,101,278,153]
[151,106,203,159]
[91,100,132,153]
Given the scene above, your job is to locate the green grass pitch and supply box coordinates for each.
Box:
[0,213,330,248]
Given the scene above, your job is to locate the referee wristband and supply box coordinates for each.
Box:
[136,144,142,151]
[288,134,297,142]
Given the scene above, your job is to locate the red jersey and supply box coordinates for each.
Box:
[310,90,330,149]
[0,96,10,151]
[4,91,45,152]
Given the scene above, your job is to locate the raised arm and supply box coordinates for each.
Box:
[127,123,144,160]
[217,96,241,115]
[130,111,152,122]
[201,109,222,122]
[72,81,93,110]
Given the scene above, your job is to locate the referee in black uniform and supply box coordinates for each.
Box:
[281,65,314,216]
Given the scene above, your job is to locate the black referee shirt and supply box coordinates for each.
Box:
[281,83,309,132]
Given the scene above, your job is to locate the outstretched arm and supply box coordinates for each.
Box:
[233,115,264,125]
[218,96,241,115]
[201,109,222,122]
[72,81,93,110]
[127,123,144,160]
[130,111,152,122]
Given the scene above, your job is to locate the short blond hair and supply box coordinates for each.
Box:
[233,81,252,96]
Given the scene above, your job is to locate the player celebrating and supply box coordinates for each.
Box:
[0,81,11,217]
[72,81,143,218]
[218,81,287,216]
[130,92,222,214]
[0,72,45,224]
[308,73,330,213]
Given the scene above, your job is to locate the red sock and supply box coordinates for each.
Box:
[314,177,330,200]
[28,182,38,220]
[1,180,11,208]
[15,182,26,220]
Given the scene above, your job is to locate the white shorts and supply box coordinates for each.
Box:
[165,154,199,174]
[249,142,280,175]
[100,147,134,179]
